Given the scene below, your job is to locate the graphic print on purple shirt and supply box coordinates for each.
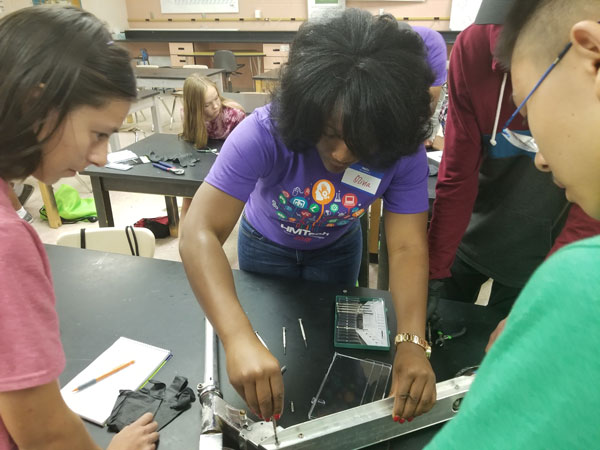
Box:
[204,106,430,250]
[268,164,383,241]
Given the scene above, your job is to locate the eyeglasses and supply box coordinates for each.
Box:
[501,41,573,154]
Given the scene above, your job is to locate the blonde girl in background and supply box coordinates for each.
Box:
[180,74,246,219]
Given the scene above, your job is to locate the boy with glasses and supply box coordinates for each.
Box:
[425,1,600,447]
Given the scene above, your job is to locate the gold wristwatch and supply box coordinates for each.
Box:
[394,333,432,359]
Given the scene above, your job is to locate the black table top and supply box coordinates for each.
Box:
[82,132,437,198]
[253,68,280,81]
[48,245,502,449]
[427,156,440,201]
[81,133,222,187]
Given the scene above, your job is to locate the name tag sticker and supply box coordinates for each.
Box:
[341,164,382,195]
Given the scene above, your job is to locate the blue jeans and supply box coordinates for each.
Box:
[238,216,362,284]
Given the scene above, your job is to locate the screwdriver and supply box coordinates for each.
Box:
[272,419,279,445]
[272,365,287,445]
[282,326,287,355]
[298,318,308,349]
[255,329,285,444]
[254,330,269,349]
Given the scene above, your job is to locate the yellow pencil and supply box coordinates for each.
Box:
[72,360,135,392]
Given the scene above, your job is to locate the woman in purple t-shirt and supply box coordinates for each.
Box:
[180,9,444,426]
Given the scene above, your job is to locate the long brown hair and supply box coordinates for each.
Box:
[0,6,136,180]
[180,74,244,148]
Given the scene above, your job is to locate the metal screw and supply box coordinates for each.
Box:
[452,398,462,412]
[239,409,249,428]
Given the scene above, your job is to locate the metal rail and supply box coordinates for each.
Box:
[198,354,472,449]
[198,319,224,449]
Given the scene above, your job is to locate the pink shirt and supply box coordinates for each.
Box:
[0,179,65,450]
[205,104,246,140]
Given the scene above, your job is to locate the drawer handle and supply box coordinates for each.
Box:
[178,47,185,50]
[273,49,280,52]
[179,59,186,63]
[274,62,281,65]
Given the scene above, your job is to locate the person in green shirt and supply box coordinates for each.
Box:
[425,0,600,448]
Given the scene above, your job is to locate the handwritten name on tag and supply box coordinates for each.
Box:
[341,165,382,195]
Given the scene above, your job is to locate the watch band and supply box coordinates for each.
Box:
[394,333,432,359]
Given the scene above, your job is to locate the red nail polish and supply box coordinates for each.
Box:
[407,417,413,422]
[393,416,399,422]
[399,418,405,424]
[258,414,263,419]
[265,417,270,422]
[274,414,281,420]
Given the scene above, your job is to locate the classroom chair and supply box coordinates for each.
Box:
[213,50,244,92]
[56,226,156,258]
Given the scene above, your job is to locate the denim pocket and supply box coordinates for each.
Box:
[240,216,265,241]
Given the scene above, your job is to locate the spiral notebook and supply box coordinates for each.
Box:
[61,337,172,426]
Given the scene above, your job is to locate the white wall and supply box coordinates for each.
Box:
[81,0,128,34]
[0,0,33,17]
[1,1,129,33]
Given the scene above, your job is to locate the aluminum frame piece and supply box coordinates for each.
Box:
[199,375,473,450]
[199,320,224,449]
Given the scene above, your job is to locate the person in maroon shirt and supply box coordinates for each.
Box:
[428,0,600,317]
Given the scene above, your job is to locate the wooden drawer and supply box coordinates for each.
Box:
[169,42,194,55]
[264,56,287,71]
[254,78,279,93]
[263,43,290,57]
[170,55,195,67]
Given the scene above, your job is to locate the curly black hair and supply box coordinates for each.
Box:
[270,8,434,169]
